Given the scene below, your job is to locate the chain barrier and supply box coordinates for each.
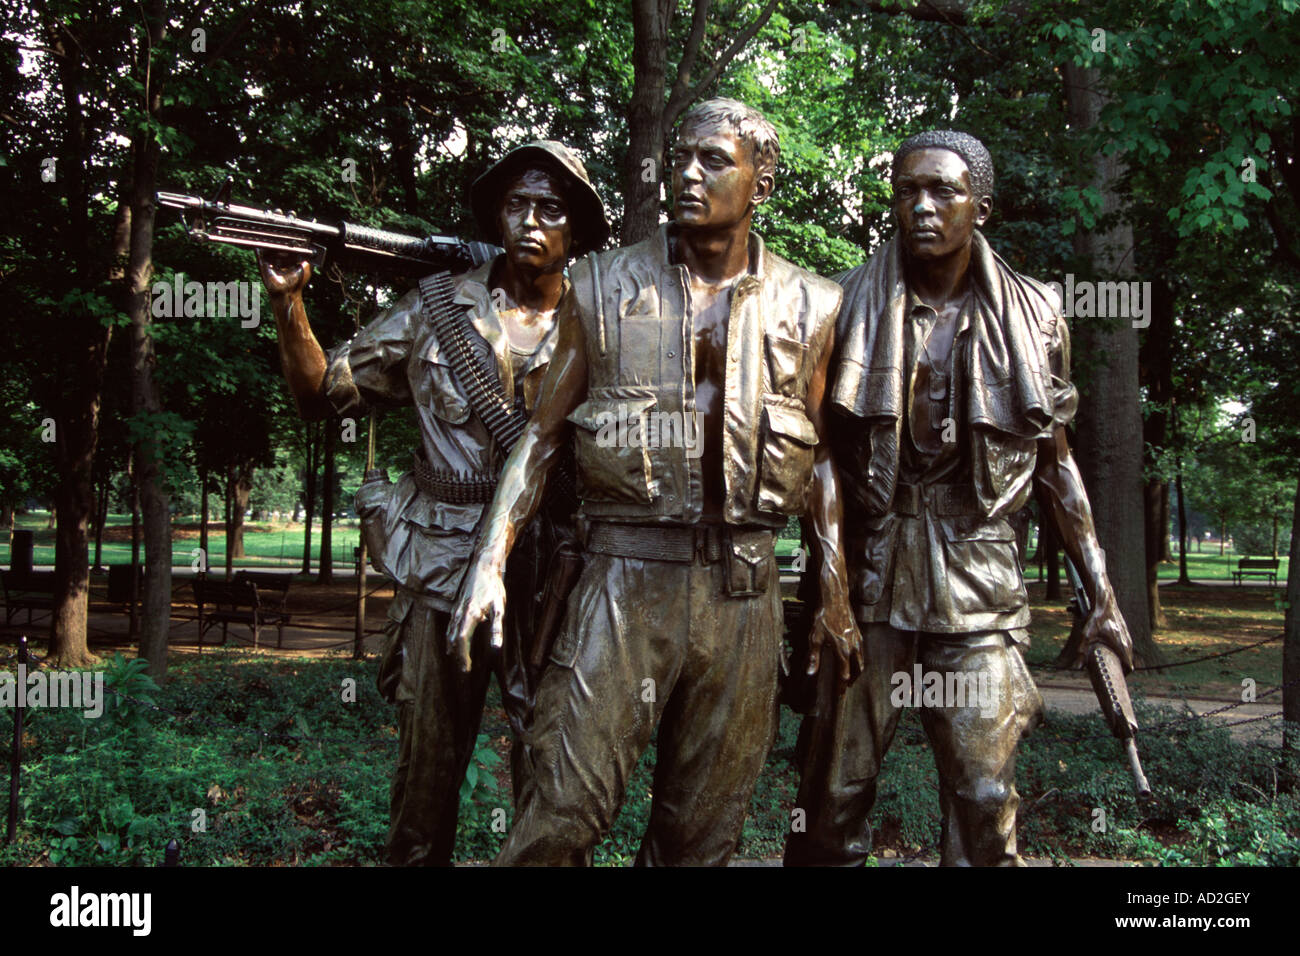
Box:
[1034,631,1283,672]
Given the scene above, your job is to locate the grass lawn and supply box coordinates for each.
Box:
[4,512,1288,584]
[2,512,363,570]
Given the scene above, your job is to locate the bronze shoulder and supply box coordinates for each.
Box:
[762,249,844,315]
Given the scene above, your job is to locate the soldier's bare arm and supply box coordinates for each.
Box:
[258,252,331,420]
[1034,427,1134,669]
[803,322,865,686]
[447,293,589,671]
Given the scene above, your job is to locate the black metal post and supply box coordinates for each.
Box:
[7,635,27,843]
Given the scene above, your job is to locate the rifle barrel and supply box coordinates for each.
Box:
[156,188,500,277]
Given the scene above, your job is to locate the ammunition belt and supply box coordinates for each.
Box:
[412,452,498,504]
[418,271,525,452]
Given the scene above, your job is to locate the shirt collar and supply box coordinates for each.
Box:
[452,255,565,376]
[654,222,767,280]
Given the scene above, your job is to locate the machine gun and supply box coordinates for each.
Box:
[156,179,500,278]
[1064,555,1153,800]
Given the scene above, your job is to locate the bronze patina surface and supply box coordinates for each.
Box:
[786,130,1133,867]
[451,99,862,866]
[261,140,609,866]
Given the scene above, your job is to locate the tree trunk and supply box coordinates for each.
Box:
[199,465,209,567]
[92,479,107,572]
[1282,475,1300,762]
[224,476,233,579]
[1144,479,1169,629]
[1140,276,1174,629]
[318,419,336,583]
[1220,519,1226,556]
[622,0,674,244]
[228,461,253,561]
[1159,484,1172,562]
[129,461,140,640]
[1062,62,1160,666]
[620,0,780,244]
[125,0,173,681]
[1176,459,1192,585]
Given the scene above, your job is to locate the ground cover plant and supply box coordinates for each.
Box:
[2,584,1295,867]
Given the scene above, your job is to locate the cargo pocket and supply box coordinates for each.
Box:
[567,393,657,505]
[757,395,818,515]
[940,518,1025,614]
[354,472,395,574]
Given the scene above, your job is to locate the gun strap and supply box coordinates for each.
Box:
[418,272,527,454]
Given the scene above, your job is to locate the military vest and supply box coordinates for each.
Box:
[565,225,841,529]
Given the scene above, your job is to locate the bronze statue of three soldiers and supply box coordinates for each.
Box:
[264,100,1133,866]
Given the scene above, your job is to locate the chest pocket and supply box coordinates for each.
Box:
[416,340,472,425]
[765,332,808,395]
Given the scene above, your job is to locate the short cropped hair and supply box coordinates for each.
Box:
[677,97,780,181]
[892,129,994,201]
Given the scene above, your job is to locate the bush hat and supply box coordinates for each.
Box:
[470,140,611,257]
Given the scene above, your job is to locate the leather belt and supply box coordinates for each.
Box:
[585,522,755,564]
[412,452,498,504]
[892,481,977,517]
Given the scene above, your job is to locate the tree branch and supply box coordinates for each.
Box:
[664,0,782,134]
[665,0,713,116]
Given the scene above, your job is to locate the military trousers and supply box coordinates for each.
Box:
[495,545,784,866]
[382,601,530,867]
[784,623,1043,867]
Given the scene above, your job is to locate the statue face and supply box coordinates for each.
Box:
[498,169,572,271]
[670,121,771,232]
[892,148,989,261]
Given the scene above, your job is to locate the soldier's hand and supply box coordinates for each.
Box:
[257,249,312,298]
[447,560,507,673]
[807,599,863,688]
[1081,589,1134,672]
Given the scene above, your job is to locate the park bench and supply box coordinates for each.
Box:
[1,569,57,626]
[192,572,292,649]
[234,571,293,645]
[1231,557,1280,586]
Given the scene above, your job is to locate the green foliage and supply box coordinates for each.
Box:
[100,652,162,733]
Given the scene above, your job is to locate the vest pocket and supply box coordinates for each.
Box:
[765,332,808,394]
[567,395,657,504]
[757,395,818,515]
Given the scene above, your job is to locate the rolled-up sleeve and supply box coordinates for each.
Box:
[321,289,423,417]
